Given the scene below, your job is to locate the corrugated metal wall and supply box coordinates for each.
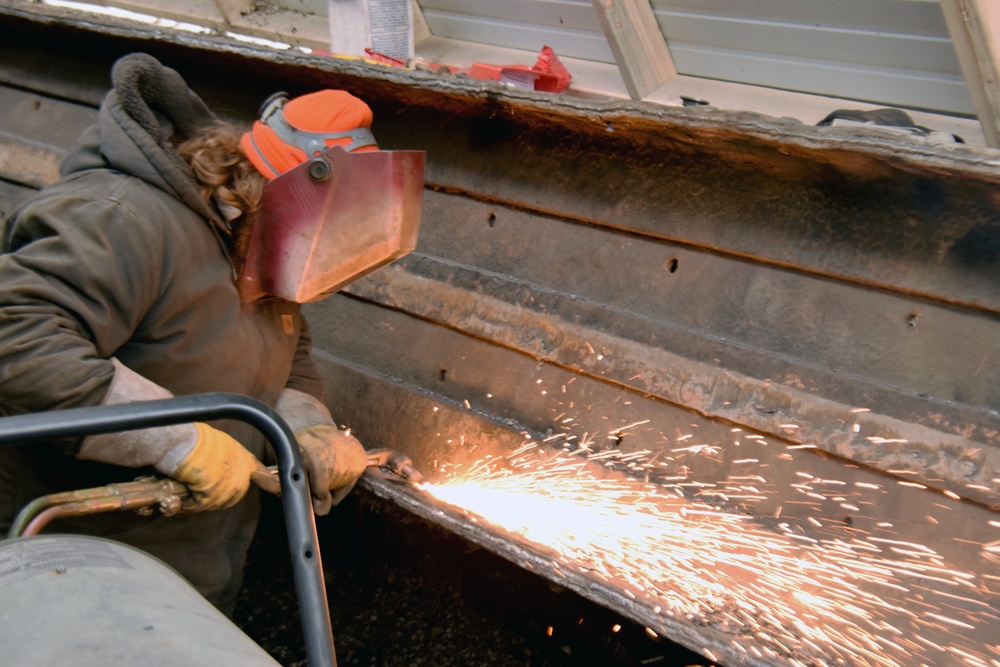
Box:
[419,0,972,115]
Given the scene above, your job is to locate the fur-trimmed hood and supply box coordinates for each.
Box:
[60,52,223,227]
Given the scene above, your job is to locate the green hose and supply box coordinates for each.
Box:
[7,496,55,539]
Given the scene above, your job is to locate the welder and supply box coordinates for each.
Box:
[0,52,420,615]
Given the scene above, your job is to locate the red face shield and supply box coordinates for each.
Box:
[238,144,426,303]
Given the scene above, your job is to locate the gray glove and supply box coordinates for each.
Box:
[275,388,368,515]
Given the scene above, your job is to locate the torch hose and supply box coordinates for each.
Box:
[20,505,67,537]
[7,496,57,539]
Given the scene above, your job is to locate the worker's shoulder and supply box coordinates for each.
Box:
[22,169,198,230]
[62,167,191,212]
[4,169,204,252]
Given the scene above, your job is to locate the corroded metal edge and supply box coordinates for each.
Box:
[1,0,998,176]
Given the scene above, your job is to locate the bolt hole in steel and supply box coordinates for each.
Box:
[907,311,921,329]
[486,211,496,227]
[666,257,679,273]
[438,368,448,382]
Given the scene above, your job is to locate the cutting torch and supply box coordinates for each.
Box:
[7,447,424,538]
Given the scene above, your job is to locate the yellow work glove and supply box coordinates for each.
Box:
[295,424,369,515]
[172,423,266,512]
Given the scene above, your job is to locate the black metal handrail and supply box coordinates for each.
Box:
[0,392,336,667]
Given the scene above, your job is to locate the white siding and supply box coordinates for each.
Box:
[418,0,973,115]
[651,0,971,114]
[419,0,611,60]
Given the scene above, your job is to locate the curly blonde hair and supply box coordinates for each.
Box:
[174,121,265,268]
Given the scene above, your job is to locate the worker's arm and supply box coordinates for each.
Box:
[76,359,264,511]
[283,316,326,399]
[0,193,161,415]
[0,192,263,510]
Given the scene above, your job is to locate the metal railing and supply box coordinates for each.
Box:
[0,392,336,667]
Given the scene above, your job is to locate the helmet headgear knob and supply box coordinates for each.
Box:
[308,157,331,182]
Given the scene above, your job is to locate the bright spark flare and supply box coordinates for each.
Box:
[424,445,1000,667]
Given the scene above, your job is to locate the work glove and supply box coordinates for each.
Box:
[275,387,368,515]
[171,423,269,511]
[78,358,265,512]
[296,424,369,515]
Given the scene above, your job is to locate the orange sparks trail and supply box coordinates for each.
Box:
[423,444,1000,667]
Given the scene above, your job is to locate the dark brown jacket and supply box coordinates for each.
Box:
[0,53,322,611]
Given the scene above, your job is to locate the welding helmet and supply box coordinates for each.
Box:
[238,90,425,303]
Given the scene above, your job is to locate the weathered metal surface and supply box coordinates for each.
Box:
[314,187,1000,507]
[372,103,1000,315]
[319,341,1000,666]
[340,264,1000,507]
[0,134,61,191]
[2,3,999,665]
[0,88,98,189]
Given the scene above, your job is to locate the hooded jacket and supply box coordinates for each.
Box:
[0,54,323,530]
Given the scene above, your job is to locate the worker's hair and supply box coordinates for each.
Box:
[174,120,266,272]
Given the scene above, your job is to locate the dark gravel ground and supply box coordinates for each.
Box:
[234,489,711,667]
